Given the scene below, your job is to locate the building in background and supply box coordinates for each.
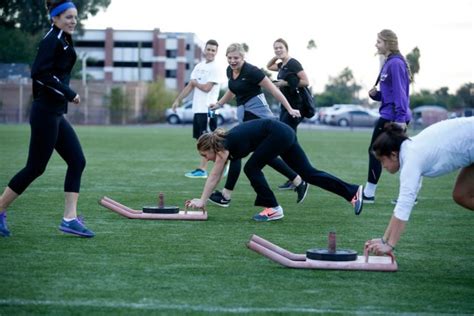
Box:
[74,28,202,90]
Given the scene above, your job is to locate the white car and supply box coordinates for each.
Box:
[165,101,237,125]
[326,108,380,127]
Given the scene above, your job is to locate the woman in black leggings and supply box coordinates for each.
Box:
[0,0,94,238]
[185,119,363,222]
[206,43,307,209]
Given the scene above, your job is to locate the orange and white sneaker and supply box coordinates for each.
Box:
[252,206,284,222]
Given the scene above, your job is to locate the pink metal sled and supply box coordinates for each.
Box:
[247,234,398,272]
[99,196,208,221]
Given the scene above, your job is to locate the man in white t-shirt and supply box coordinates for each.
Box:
[172,39,221,178]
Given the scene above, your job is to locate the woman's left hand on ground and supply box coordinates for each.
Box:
[365,238,394,255]
[185,198,205,210]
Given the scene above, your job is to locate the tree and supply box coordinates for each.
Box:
[142,79,177,123]
[241,43,249,53]
[406,47,421,82]
[0,26,39,63]
[455,82,474,108]
[321,67,362,105]
[307,39,317,50]
[0,0,111,35]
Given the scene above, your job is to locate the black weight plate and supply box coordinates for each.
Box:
[142,206,179,214]
[306,248,358,261]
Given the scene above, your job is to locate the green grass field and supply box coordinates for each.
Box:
[0,123,473,315]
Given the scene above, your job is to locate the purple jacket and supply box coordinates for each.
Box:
[370,54,411,123]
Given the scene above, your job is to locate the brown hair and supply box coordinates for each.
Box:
[206,39,218,47]
[274,38,288,50]
[378,29,413,82]
[196,128,227,153]
[372,123,409,158]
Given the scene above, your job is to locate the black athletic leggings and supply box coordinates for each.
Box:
[8,103,86,195]
[243,124,358,208]
[367,117,391,184]
[224,111,297,191]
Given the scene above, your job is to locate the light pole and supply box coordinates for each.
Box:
[80,52,89,124]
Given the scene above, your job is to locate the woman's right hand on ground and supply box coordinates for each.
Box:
[185,198,206,210]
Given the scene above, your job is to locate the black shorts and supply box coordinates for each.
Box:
[193,113,209,139]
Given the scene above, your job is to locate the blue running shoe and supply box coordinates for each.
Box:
[59,216,95,238]
[0,211,11,237]
[185,169,208,179]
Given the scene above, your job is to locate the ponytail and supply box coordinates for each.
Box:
[197,128,227,153]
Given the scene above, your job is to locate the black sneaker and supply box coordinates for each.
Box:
[295,181,309,204]
[208,190,231,208]
[278,180,296,190]
[363,193,375,204]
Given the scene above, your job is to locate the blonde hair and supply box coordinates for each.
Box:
[197,129,227,153]
[378,29,413,82]
[226,43,246,57]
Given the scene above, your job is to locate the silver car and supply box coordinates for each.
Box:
[326,108,379,127]
[165,101,237,125]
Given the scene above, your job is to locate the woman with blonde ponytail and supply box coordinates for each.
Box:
[363,29,413,204]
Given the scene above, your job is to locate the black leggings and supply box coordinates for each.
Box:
[243,125,358,208]
[224,112,297,191]
[8,104,86,195]
[367,117,391,184]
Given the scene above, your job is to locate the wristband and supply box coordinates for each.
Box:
[381,237,395,250]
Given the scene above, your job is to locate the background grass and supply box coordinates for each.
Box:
[0,123,473,315]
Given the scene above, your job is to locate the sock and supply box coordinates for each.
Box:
[364,182,377,197]
[63,217,77,222]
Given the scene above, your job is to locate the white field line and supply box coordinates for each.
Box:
[0,298,453,315]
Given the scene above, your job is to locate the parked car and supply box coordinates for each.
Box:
[319,104,364,124]
[412,105,448,127]
[326,108,379,127]
[165,101,236,125]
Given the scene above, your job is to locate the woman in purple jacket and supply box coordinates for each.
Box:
[363,29,412,203]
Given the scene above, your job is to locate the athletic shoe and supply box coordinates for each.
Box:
[0,211,11,237]
[253,207,284,222]
[208,190,231,207]
[295,181,309,204]
[391,198,418,205]
[363,193,375,204]
[185,169,208,179]
[59,216,95,238]
[278,180,296,190]
[351,185,364,216]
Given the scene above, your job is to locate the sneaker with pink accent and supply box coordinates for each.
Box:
[252,207,284,222]
[351,185,364,216]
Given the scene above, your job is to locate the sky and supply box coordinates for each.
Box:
[83,0,473,94]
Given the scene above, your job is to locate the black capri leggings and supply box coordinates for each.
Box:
[8,104,86,195]
[244,124,358,208]
[367,117,391,184]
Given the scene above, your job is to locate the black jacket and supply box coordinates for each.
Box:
[31,25,77,114]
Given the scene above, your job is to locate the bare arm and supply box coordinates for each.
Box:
[209,90,235,110]
[185,150,229,209]
[172,82,194,110]
[259,77,301,117]
[192,79,217,93]
[366,215,407,255]
[266,56,280,71]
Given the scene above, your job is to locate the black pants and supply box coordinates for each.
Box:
[243,123,358,207]
[366,117,391,184]
[224,112,297,191]
[8,103,86,195]
[280,109,303,132]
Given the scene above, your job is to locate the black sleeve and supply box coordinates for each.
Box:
[31,37,77,101]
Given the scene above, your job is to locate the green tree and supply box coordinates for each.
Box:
[455,82,474,107]
[316,67,362,107]
[406,47,420,82]
[142,79,177,123]
[0,0,111,35]
[0,26,39,63]
[307,39,317,50]
[107,87,130,124]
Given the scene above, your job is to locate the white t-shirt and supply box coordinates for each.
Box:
[190,60,220,113]
[394,117,474,221]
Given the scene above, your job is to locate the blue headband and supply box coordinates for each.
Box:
[50,2,76,19]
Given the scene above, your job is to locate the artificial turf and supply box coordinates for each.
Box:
[0,123,473,315]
